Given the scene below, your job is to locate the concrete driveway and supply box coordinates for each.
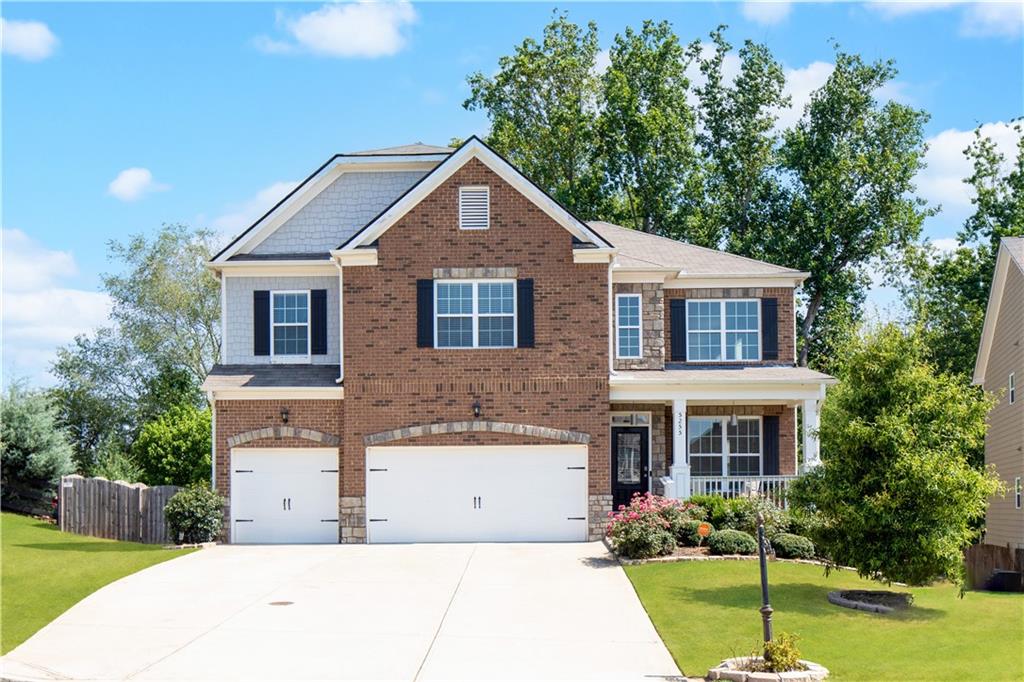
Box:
[1,543,681,681]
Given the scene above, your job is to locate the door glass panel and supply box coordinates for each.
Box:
[616,433,642,484]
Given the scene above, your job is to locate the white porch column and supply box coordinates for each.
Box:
[670,398,690,499]
[801,398,821,473]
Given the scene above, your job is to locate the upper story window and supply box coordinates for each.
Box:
[271,291,310,361]
[435,280,515,348]
[1010,372,1016,405]
[616,294,642,359]
[459,186,490,230]
[687,300,760,362]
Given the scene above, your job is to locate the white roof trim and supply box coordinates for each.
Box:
[973,241,1020,385]
[339,137,612,252]
[212,159,440,264]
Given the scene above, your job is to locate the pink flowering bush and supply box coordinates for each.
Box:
[606,493,700,559]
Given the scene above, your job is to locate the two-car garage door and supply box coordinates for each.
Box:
[365,445,589,543]
[230,444,589,544]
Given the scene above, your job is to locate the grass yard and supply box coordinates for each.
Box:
[1,512,194,654]
[626,559,1024,682]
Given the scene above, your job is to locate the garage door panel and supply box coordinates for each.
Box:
[231,449,339,544]
[366,445,588,543]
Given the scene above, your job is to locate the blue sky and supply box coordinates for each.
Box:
[3,1,1022,385]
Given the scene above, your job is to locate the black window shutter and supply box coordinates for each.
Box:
[669,299,687,361]
[253,290,270,356]
[763,415,780,475]
[517,279,535,348]
[310,289,328,355]
[416,279,434,348]
[761,298,779,361]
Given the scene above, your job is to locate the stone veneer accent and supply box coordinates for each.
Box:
[613,282,665,370]
[340,496,366,543]
[432,267,518,279]
[588,493,613,541]
[364,420,591,446]
[227,426,340,448]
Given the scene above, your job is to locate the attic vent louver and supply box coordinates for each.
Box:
[459,186,490,230]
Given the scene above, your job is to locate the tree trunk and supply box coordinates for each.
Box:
[798,290,824,367]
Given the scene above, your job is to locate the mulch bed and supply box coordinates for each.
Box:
[839,590,913,609]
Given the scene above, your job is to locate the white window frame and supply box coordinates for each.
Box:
[1016,477,1022,510]
[458,185,490,230]
[270,289,311,364]
[685,299,761,363]
[686,415,763,477]
[1010,372,1016,405]
[434,279,517,349]
[615,293,643,359]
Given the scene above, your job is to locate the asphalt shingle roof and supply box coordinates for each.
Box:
[1004,237,1024,268]
[588,221,805,277]
[201,364,341,390]
[344,143,454,156]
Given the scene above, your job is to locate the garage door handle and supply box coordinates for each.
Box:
[567,517,586,521]
[236,519,254,523]
[567,466,586,470]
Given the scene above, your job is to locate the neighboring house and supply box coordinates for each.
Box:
[973,237,1024,557]
[202,137,835,544]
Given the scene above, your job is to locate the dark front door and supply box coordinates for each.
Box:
[612,426,649,509]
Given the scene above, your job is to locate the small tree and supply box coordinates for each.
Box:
[132,403,211,486]
[0,383,75,514]
[789,323,1002,588]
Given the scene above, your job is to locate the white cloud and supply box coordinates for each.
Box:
[868,1,1023,38]
[774,61,835,131]
[107,167,170,202]
[1,229,111,385]
[0,18,59,61]
[917,121,1020,214]
[594,48,611,74]
[254,2,417,58]
[741,1,793,26]
[929,237,962,254]
[961,1,1024,37]
[210,180,298,247]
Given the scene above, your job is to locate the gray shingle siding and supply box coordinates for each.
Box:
[224,276,339,365]
[250,170,427,254]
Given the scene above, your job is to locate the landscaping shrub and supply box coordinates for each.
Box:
[771,533,816,559]
[164,485,223,544]
[676,520,714,547]
[132,403,211,486]
[721,496,788,537]
[785,506,822,538]
[707,529,758,555]
[689,494,727,527]
[606,493,682,559]
[761,632,803,672]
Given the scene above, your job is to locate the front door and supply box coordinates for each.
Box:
[612,427,649,509]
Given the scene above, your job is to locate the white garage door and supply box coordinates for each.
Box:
[366,445,588,543]
[230,448,339,544]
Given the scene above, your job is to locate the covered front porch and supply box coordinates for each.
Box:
[609,366,835,509]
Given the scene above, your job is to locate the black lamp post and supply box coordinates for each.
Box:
[757,511,774,645]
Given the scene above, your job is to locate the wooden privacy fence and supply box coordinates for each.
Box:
[965,542,1024,590]
[59,475,181,545]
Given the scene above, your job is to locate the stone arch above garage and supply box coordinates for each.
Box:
[227,426,340,448]
[363,420,591,446]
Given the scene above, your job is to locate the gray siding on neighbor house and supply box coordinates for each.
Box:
[983,261,1024,550]
[250,170,428,254]
[224,276,339,365]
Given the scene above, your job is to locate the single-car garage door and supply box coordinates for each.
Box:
[366,445,588,543]
[230,448,339,544]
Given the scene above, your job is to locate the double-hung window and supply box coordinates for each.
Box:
[271,290,310,361]
[687,416,762,476]
[616,294,642,359]
[687,300,760,361]
[435,280,516,348]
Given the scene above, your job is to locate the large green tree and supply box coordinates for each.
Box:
[789,324,1001,588]
[132,403,212,487]
[465,12,606,217]
[599,20,696,234]
[909,123,1024,377]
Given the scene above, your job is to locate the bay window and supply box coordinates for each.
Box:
[686,300,760,362]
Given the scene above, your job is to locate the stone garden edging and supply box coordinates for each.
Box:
[708,657,829,682]
[826,590,896,614]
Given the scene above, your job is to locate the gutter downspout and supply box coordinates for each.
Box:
[333,258,344,384]
[608,256,616,376]
[207,390,216,490]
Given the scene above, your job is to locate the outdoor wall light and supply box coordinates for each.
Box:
[472,401,481,419]
[280,407,290,424]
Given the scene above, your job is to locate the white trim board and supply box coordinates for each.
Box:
[974,240,1023,384]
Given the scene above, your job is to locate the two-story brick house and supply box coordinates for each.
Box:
[202,138,835,544]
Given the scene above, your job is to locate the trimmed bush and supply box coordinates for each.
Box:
[164,484,223,544]
[708,529,758,555]
[606,493,681,559]
[772,533,816,559]
[689,494,728,527]
[721,496,789,537]
[676,519,715,547]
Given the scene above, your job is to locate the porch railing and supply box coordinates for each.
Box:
[689,475,798,509]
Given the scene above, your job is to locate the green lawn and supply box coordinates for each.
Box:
[1,512,194,654]
[626,559,1024,682]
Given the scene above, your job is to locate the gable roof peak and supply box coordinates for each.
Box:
[343,142,455,157]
